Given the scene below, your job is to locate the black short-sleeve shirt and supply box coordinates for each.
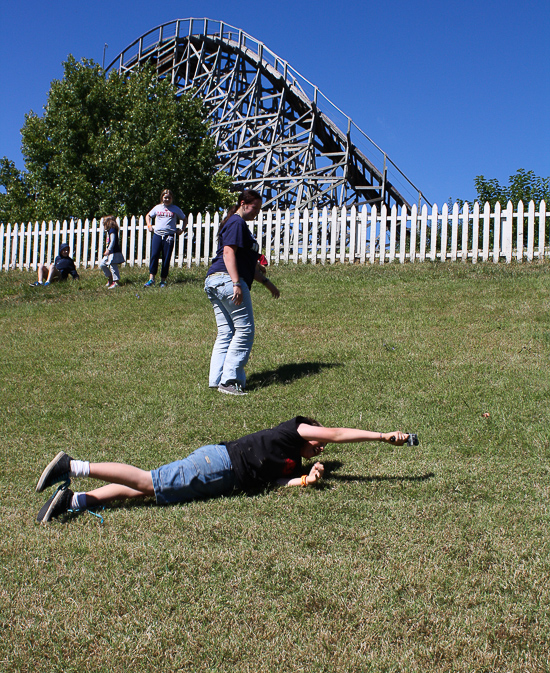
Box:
[224,417,308,490]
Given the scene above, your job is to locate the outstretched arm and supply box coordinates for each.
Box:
[297,424,409,446]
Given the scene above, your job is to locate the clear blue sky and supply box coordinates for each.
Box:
[1,0,549,206]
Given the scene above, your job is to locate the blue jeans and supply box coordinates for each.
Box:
[150,233,175,278]
[151,444,235,505]
[204,273,255,388]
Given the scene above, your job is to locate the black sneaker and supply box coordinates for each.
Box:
[36,451,73,493]
[218,381,247,396]
[36,486,74,523]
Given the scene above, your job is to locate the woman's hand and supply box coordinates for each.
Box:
[232,284,243,305]
[267,281,280,299]
[306,462,324,485]
[381,431,408,446]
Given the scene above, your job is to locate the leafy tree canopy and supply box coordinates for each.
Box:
[0,56,233,223]
[451,169,550,209]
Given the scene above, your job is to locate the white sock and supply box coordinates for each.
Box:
[71,492,87,510]
[70,460,90,478]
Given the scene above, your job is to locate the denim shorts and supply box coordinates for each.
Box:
[151,444,236,505]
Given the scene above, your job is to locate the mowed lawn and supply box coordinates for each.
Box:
[1,261,549,673]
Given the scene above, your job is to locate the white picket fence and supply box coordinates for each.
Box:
[1,201,549,272]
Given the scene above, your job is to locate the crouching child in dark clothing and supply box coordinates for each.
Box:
[30,242,79,286]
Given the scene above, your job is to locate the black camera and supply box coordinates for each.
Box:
[389,433,419,445]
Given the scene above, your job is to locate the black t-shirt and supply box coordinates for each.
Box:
[206,214,259,288]
[224,417,308,490]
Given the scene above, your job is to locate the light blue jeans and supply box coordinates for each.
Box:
[151,444,235,505]
[204,273,255,388]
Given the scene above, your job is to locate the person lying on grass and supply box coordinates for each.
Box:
[36,416,410,523]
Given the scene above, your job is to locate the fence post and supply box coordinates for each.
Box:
[419,204,427,262]
[301,209,309,264]
[265,209,273,265]
[429,204,438,261]
[503,201,513,263]
[25,221,33,269]
[311,207,318,265]
[2,224,9,270]
[273,208,281,265]
[320,207,328,265]
[538,200,547,260]
[471,203,479,264]
[359,205,368,264]
[339,206,347,264]
[461,203,469,262]
[409,204,418,263]
[482,202,490,262]
[450,203,459,262]
[368,205,377,265]
[329,207,337,265]
[379,205,387,265]
[399,206,407,264]
[440,203,448,262]
[493,203,501,263]
[283,208,291,263]
[516,201,524,262]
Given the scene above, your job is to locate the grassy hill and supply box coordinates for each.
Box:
[1,262,549,672]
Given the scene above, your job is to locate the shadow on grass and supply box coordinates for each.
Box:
[117,273,202,288]
[320,460,435,485]
[247,361,342,390]
[55,462,434,523]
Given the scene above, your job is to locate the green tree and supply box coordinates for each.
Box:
[1,56,232,223]
[474,169,550,209]
[0,158,34,224]
[450,169,550,210]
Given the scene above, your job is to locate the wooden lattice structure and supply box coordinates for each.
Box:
[107,18,428,210]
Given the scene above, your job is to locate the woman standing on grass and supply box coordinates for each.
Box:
[145,189,187,288]
[99,216,125,289]
[35,417,409,523]
[205,190,280,396]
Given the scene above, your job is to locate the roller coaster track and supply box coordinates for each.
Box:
[107,18,428,210]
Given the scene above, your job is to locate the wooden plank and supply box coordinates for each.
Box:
[302,209,309,264]
[526,201,535,262]
[339,206,347,264]
[292,208,300,264]
[461,203,469,262]
[516,201,524,262]
[320,207,328,265]
[503,201,513,263]
[440,203,448,262]
[379,205,387,265]
[311,207,318,265]
[368,205,377,265]
[419,204,427,262]
[482,202,490,262]
[329,206,337,264]
[538,200,546,260]
[388,205,397,262]
[429,204,437,261]
[399,206,407,264]
[409,204,418,263]
[493,203,501,263]
[471,202,479,264]
[32,222,40,270]
[450,202,459,262]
